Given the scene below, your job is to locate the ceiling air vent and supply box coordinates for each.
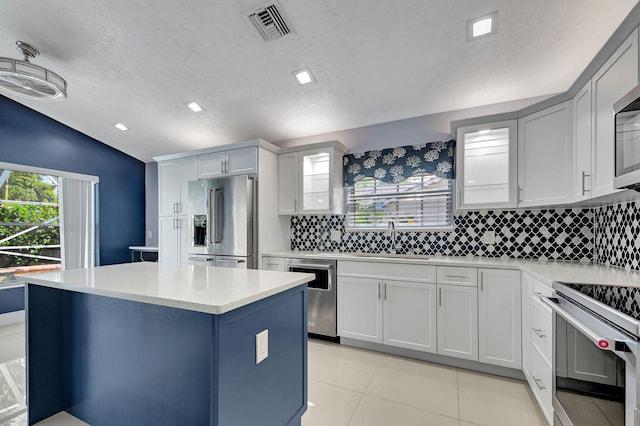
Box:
[248,3,292,41]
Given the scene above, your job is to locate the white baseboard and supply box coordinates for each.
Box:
[0,310,25,325]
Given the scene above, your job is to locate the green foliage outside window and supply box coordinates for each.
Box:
[0,170,60,269]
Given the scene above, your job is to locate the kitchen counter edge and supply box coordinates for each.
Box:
[263,252,640,288]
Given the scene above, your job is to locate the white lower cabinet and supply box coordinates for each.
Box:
[383,280,437,353]
[261,256,285,271]
[530,344,553,425]
[521,274,533,380]
[159,216,190,264]
[338,276,383,343]
[478,268,522,369]
[436,283,478,361]
[337,261,437,351]
[522,273,554,425]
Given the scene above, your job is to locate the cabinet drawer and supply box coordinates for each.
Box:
[338,261,436,283]
[530,345,553,425]
[262,256,285,271]
[436,266,478,286]
[531,295,552,365]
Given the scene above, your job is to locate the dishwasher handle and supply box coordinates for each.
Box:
[286,263,334,270]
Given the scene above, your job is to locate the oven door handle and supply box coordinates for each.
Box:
[540,296,614,352]
[287,263,334,270]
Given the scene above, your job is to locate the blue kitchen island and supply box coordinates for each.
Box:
[23,262,313,426]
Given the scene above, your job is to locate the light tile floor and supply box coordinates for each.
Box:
[303,338,547,426]
[0,322,547,425]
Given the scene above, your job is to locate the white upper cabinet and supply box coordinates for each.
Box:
[277,142,346,215]
[277,152,299,214]
[518,101,573,207]
[573,81,593,201]
[591,28,638,198]
[158,157,198,217]
[456,120,518,209]
[198,147,257,178]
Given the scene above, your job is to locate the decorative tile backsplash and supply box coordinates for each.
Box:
[291,208,595,262]
[594,200,640,270]
[291,199,640,270]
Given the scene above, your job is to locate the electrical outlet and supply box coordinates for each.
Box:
[147,230,153,239]
[330,230,341,242]
[482,231,495,245]
[256,329,269,364]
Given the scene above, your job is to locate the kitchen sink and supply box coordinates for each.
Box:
[352,253,430,260]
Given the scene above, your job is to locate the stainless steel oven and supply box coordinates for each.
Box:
[286,258,337,338]
[541,282,640,426]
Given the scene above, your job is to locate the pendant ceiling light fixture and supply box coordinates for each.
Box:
[0,41,67,101]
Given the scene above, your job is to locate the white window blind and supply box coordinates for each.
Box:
[346,174,453,230]
[60,178,96,270]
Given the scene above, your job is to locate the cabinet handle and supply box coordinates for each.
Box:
[294,199,298,212]
[518,186,523,203]
[445,274,468,279]
[439,287,442,306]
[384,283,387,300]
[532,376,546,391]
[480,271,483,291]
[532,328,546,338]
[173,201,178,214]
[378,282,381,300]
[581,171,591,196]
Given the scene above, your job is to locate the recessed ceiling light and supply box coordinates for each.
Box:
[114,123,128,131]
[467,12,497,41]
[293,68,315,85]
[186,101,204,112]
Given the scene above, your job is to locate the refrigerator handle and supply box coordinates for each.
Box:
[213,188,224,243]
[208,189,214,245]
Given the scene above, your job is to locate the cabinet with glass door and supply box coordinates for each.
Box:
[277,141,346,215]
[455,120,518,209]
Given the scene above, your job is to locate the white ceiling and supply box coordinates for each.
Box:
[0,0,637,162]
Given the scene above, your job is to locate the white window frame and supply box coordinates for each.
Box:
[0,161,99,282]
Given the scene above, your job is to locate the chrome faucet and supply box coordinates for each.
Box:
[387,221,397,254]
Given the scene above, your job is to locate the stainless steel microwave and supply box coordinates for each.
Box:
[614,84,640,191]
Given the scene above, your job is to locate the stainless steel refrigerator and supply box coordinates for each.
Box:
[187,175,257,269]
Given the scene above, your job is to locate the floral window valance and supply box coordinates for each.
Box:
[343,140,456,185]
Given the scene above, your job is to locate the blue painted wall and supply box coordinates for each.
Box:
[0,95,145,312]
[0,287,26,313]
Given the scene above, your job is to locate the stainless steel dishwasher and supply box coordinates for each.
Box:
[286,257,337,338]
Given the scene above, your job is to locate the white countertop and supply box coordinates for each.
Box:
[23,262,314,314]
[264,251,640,288]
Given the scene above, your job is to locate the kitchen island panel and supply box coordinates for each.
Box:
[217,285,307,426]
[26,282,308,426]
[27,285,213,425]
